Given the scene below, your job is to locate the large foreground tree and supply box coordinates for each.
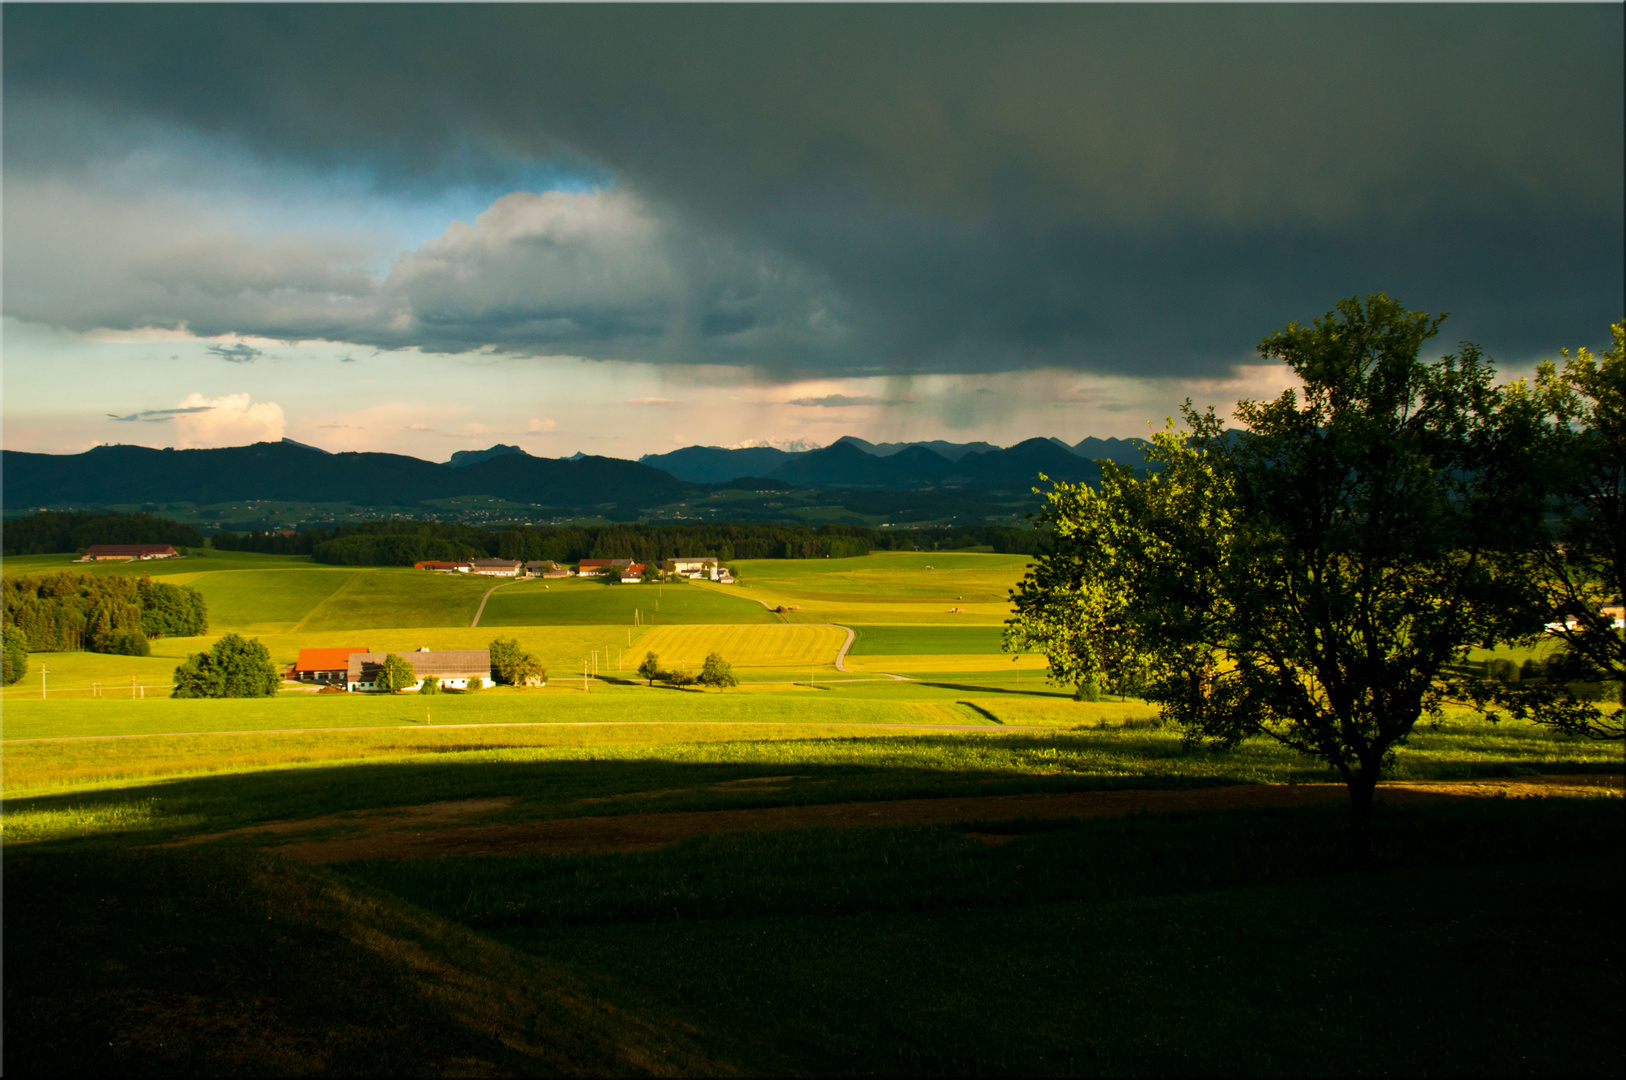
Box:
[1010,295,1561,865]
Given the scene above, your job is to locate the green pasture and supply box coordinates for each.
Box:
[1,548,312,580]
[4,682,1619,808]
[5,711,1622,1074]
[188,567,357,632]
[848,624,1008,655]
[726,551,1031,624]
[7,545,1624,1074]
[479,576,777,627]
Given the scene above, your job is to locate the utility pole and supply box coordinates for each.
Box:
[41,665,47,700]
[583,659,589,692]
[131,675,137,699]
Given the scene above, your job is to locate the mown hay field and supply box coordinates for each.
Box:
[629,623,847,671]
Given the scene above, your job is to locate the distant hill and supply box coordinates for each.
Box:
[2,442,692,514]
[838,437,1002,462]
[760,436,1106,490]
[1072,437,1153,467]
[448,444,527,468]
[645,434,1146,485]
[639,445,802,484]
[3,433,1156,524]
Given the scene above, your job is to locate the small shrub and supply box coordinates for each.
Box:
[466,676,484,693]
[419,675,440,695]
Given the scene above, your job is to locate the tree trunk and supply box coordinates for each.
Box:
[1347,770,1379,870]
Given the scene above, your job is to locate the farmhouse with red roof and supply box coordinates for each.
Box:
[293,646,369,686]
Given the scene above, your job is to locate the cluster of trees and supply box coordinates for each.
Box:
[3,625,30,685]
[1,509,204,556]
[1007,297,1623,865]
[215,519,1045,568]
[637,651,736,690]
[172,633,280,698]
[488,637,546,687]
[3,572,208,657]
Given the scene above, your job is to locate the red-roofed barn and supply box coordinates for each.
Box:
[294,647,369,685]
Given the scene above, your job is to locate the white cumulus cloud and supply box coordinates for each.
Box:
[168,392,285,448]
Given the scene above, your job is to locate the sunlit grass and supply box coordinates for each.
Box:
[481,576,776,626]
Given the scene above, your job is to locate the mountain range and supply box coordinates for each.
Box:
[639,435,1151,485]
[1,434,1153,522]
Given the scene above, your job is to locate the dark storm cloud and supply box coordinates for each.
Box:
[5,5,1621,377]
[207,343,263,364]
[109,406,213,423]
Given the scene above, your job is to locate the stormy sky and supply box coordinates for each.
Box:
[4,4,1621,459]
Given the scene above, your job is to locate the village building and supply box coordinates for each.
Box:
[668,557,722,580]
[525,560,571,578]
[577,558,633,576]
[620,563,648,583]
[292,646,368,686]
[346,648,492,692]
[76,544,180,562]
[414,560,472,572]
[469,558,522,577]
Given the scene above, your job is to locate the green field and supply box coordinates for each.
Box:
[848,624,1008,655]
[726,551,1032,624]
[5,546,1623,1074]
[479,576,778,626]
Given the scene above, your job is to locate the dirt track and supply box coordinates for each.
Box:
[234,773,1624,864]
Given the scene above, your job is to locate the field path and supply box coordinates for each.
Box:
[469,579,519,628]
[255,773,1624,863]
[832,624,856,672]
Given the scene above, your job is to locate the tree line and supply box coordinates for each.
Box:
[1,510,205,556]
[212,521,1047,566]
[2,572,208,670]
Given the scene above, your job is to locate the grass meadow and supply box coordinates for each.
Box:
[4,548,1622,1075]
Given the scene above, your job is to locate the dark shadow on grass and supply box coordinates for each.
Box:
[957,700,1003,724]
[5,736,1279,851]
[913,680,1076,699]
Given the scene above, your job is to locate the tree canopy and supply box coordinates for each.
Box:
[4,572,206,654]
[1515,321,1625,738]
[488,637,546,686]
[699,652,737,690]
[1008,294,1569,864]
[3,625,30,686]
[375,653,418,694]
[172,633,280,698]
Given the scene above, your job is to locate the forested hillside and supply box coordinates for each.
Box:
[2,572,208,654]
[213,520,1047,566]
[2,510,204,556]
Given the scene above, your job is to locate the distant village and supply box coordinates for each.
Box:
[411,555,734,584]
[67,546,737,695]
